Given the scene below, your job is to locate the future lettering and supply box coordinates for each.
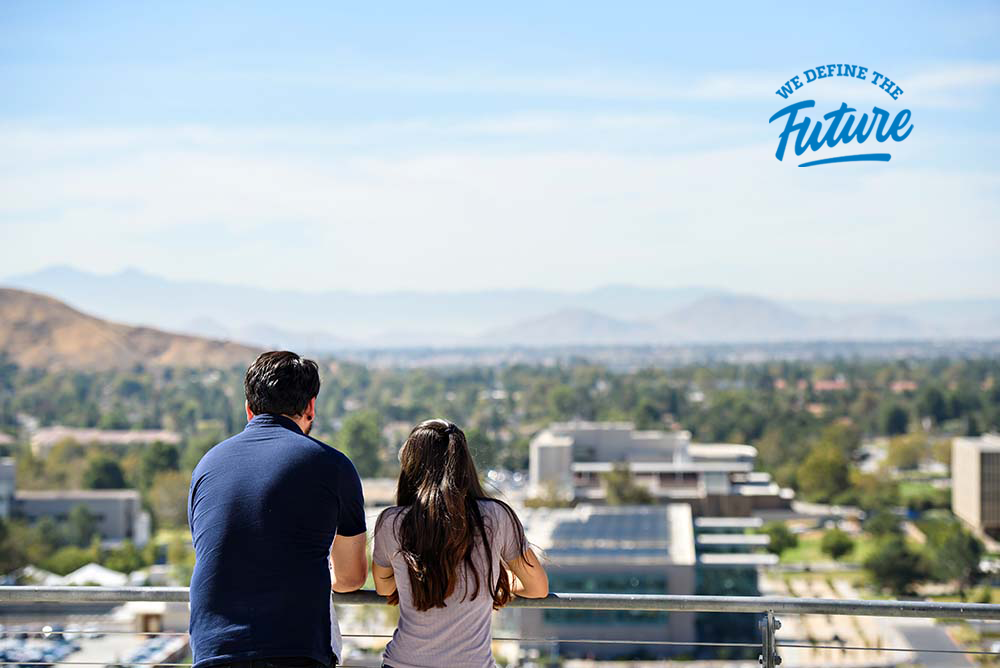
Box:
[769,100,914,164]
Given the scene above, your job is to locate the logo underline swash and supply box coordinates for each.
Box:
[798,153,892,167]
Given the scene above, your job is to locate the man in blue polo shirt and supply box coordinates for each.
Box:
[189,351,368,668]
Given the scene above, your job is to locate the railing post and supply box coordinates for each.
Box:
[759,609,781,668]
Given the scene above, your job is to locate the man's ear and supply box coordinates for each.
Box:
[306,397,317,421]
[246,400,254,422]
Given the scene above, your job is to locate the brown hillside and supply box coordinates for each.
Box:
[0,287,261,370]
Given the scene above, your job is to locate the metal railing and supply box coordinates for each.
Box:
[2,587,1000,668]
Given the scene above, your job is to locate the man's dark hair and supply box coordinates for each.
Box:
[244,351,321,417]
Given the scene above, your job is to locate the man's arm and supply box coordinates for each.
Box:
[330,532,368,592]
[330,453,368,592]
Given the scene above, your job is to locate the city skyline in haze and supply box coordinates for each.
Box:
[2,2,999,301]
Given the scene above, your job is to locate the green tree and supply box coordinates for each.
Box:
[926,522,983,592]
[863,536,926,595]
[849,470,899,513]
[881,404,909,436]
[43,543,100,576]
[866,509,902,537]
[819,423,861,459]
[820,528,855,560]
[547,385,578,419]
[102,540,146,574]
[83,455,127,489]
[98,403,130,429]
[886,434,929,471]
[500,436,530,471]
[35,517,64,552]
[182,427,225,471]
[917,386,949,424]
[336,411,384,478]
[0,517,28,574]
[168,535,196,586]
[796,444,850,503]
[465,426,500,473]
[931,439,952,467]
[601,464,654,505]
[633,398,662,430]
[140,441,180,488]
[148,470,191,529]
[763,522,798,556]
[65,505,100,547]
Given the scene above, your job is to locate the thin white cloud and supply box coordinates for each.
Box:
[238,61,1000,109]
[0,120,997,301]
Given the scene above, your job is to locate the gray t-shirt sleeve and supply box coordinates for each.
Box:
[492,503,525,562]
[372,508,397,568]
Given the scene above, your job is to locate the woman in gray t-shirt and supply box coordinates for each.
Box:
[372,419,549,668]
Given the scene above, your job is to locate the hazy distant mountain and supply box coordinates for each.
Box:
[3,266,719,346]
[658,294,813,342]
[480,309,657,346]
[4,266,999,350]
[0,287,259,370]
[182,317,358,352]
[827,313,942,340]
[476,296,983,346]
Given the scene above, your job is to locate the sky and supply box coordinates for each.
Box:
[1,1,998,301]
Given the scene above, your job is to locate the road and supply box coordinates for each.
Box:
[893,624,971,668]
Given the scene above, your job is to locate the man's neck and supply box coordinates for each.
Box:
[282,413,312,434]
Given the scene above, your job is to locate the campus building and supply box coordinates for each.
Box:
[953,434,1000,538]
[510,504,696,659]
[0,457,14,518]
[29,426,181,458]
[0,459,150,546]
[508,503,774,660]
[529,421,793,515]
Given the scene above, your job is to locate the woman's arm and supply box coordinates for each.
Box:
[372,560,397,596]
[507,547,548,599]
[371,508,398,597]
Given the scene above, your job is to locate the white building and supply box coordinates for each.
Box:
[953,434,1000,537]
[529,421,792,515]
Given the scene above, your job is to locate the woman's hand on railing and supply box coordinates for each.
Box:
[508,547,549,599]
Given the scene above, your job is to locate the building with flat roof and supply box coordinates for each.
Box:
[0,458,150,545]
[30,426,181,457]
[508,503,772,660]
[0,457,15,518]
[511,504,697,660]
[953,434,1000,538]
[529,421,792,515]
[14,489,151,546]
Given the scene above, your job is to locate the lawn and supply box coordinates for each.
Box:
[779,531,878,565]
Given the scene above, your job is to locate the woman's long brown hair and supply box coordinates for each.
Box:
[377,419,530,611]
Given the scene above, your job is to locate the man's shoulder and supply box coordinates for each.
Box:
[302,434,358,472]
[191,432,240,475]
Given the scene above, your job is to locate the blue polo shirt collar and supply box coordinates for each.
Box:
[245,413,303,435]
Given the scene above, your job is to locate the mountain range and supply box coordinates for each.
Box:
[4,266,999,350]
[0,287,259,370]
